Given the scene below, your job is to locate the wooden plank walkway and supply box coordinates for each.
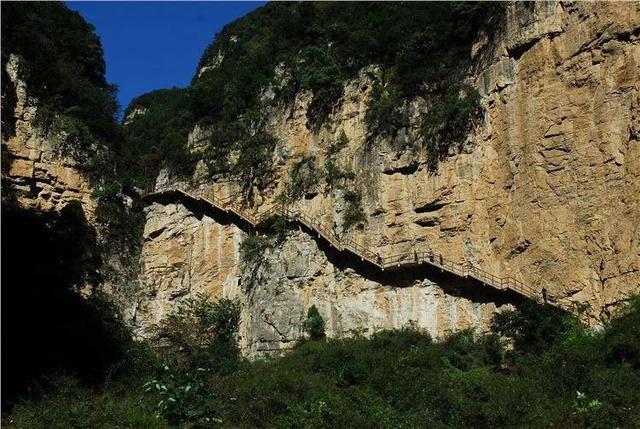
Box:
[144,187,544,304]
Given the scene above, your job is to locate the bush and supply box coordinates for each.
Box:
[303,305,326,341]
[491,301,576,355]
[323,131,355,189]
[323,159,355,190]
[422,83,482,171]
[239,234,273,267]
[325,130,349,157]
[260,213,288,244]
[144,366,219,427]
[202,124,238,175]
[233,132,277,201]
[295,45,344,127]
[93,182,145,247]
[143,295,241,427]
[156,294,241,371]
[282,155,319,202]
[342,189,366,230]
[365,80,407,139]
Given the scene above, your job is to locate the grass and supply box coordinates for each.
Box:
[5,377,166,429]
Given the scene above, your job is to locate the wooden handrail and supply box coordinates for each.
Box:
[144,186,546,304]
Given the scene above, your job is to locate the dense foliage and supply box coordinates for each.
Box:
[240,234,273,266]
[196,2,501,165]
[154,294,241,371]
[122,2,505,189]
[119,89,197,186]
[6,297,640,428]
[323,131,355,190]
[195,2,500,123]
[145,296,241,425]
[280,155,319,202]
[1,2,119,156]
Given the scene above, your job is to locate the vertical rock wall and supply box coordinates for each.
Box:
[136,2,640,353]
[136,202,507,355]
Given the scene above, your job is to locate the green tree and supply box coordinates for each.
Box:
[303,305,326,341]
[282,155,319,202]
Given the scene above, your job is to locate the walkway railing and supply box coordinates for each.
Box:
[143,186,544,303]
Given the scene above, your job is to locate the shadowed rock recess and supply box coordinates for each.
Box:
[3,2,639,358]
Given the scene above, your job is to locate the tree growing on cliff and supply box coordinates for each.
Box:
[303,305,326,340]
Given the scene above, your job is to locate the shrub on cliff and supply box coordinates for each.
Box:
[323,131,355,189]
[342,189,366,230]
[281,155,319,202]
[233,132,278,202]
[240,234,273,266]
[422,83,482,171]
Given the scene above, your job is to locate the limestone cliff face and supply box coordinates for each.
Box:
[2,55,96,216]
[472,2,640,318]
[136,2,640,353]
[137,202,504,355]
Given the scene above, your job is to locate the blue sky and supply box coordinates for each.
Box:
[67,1,265,118]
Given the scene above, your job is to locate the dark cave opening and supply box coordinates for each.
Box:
[1,200,130,409]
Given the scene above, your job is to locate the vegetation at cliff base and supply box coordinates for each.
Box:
[6,295,640,428]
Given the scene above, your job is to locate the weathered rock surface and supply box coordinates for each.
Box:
[136,203,506,355]
[2,55,96,216]
[137,2,640,353]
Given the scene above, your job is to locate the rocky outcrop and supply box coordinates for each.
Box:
[136,1,640,353]
[2,55,96,216]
